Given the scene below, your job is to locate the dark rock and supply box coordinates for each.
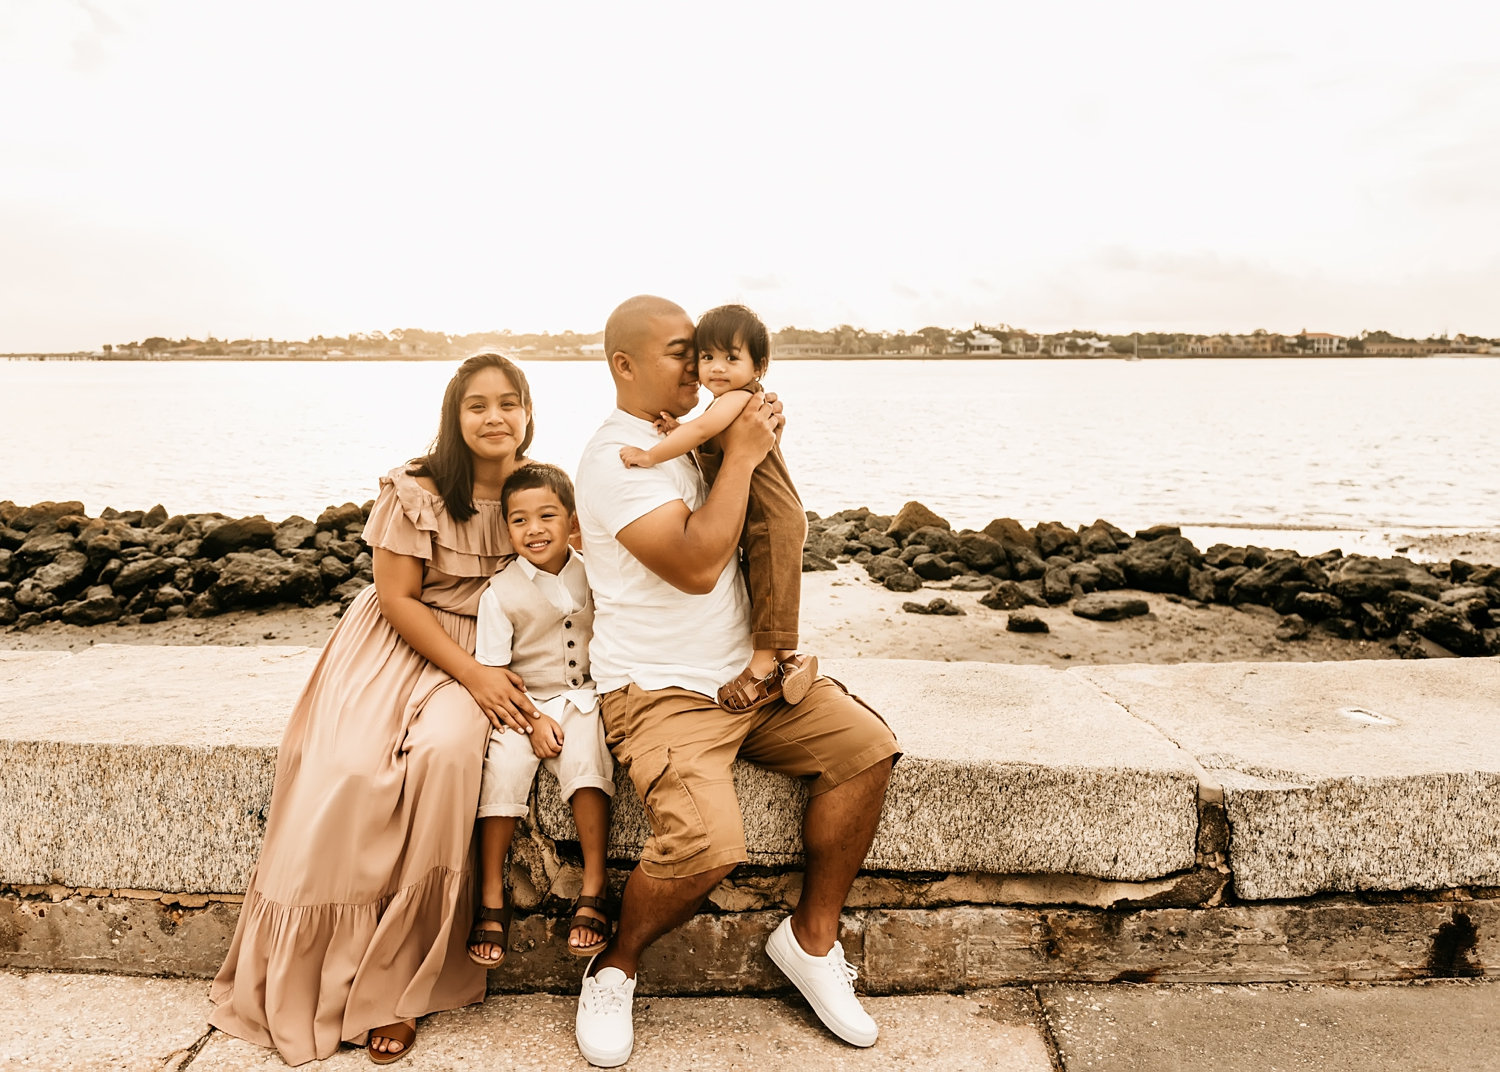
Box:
[948,575,996,592]
[317,502,365,531]
[980,580,1046,610]
[804,528,846,558]
[330,577,369,604]
[0,598,17,625]
[953,533,1004,571]
[326,538,363,562]
[982,518,1038,555]
[1394,630,1457,659]
[274,516,317,552]
[1243,546,1270,569]
[1077,521,1119,557]
[350,551,373,574]
[865,556,909,583]
[901,597,966,616]
[1212,565,1249,601]
[1006,609,1050,633]
[0,548,11,580]
[906,526,957,554]
[1005,545,1047,582]
[210,552,324,609]
[187,590,221,617]
[199,516,277,559]
[9,501,86,532]
[82,532,122,572]
[802,551,838,572]
[1135,524,1181,541]
[1186,568,1217,604]
[1409,607,1491,657]
[1292,591,1345,620]
[1073,592,1150,621]
[886,502,950,541]
[1439,586,1494,607]
[911,553,959,581]
[1359,602,1400,639]
[1043,565,1073,604]
[16,531,77,571]
[140,606,168,624]
[1033,521,1080,558]
[156,515,186,536]
[1470,566,1500,587]
[882,570,923,593]
[14,611,43,629]
[30,551,90,598]
[1121,536,1202,594]
[1329,556,1447,601]
[1316,617,1361,639]
[861,531,898,553]
[1067,561,1102,594]
[60,591,123,625]
[1227,557,1330,610]
[112,555,176,596]
[1274,614,1311,641]
[14,579,58,611]
[153,585,186,607]
[1386,590,1444,617]
[899,544,931,565]
[1091,554,1127,590]
[142,504,169,528]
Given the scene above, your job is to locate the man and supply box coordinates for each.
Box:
[571,295,900,1067]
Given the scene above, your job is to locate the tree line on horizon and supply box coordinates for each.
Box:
[102,324,1495,358]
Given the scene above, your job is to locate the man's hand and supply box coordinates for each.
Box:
[718,389,781,468]
[530,715,565,758]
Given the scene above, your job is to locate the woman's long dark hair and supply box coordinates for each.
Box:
[408,352,534,521]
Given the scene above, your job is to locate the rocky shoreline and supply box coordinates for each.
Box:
[2,498,1498,660]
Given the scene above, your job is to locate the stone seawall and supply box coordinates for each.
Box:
[1,650,1495,990]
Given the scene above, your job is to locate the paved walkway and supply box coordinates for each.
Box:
[2,969,1495,1071]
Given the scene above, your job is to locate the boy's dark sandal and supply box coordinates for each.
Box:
[466,904,512,967]
[568,894,615,957]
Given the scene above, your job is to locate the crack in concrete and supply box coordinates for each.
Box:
[165,1025,215,1070]
[1027,985,1067,1072]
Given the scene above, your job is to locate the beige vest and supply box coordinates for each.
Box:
[488,561,594,698]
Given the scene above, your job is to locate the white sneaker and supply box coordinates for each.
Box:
[765,916,878,1047]
[576,954,636,1067]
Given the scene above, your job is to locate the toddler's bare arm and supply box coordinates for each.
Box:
[619,390,754,468]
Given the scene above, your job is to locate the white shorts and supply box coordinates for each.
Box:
[477,699,615,819]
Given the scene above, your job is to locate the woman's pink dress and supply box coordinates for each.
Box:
[209,467,512,1065]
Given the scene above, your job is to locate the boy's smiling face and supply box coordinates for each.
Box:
[505,486,576,575]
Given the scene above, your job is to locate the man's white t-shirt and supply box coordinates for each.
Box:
[575,408,752,697]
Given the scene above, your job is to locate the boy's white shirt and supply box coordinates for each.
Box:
[575,408,752,698]
[474,548,598,717]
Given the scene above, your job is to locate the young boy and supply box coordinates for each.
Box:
[468,462,614,966]
[619,303,816,714]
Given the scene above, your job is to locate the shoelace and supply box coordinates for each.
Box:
[826,943,859,994]
[582,976,631,1015]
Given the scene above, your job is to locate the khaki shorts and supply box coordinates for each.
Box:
[600,676,901,878]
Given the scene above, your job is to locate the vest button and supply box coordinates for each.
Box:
[569,660,577,667]
[567,640,575,648]
[564,620,573,629]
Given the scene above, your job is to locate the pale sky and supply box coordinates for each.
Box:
[2,0,1497,351]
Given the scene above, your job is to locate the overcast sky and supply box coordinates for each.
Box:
[2,0,1497,351]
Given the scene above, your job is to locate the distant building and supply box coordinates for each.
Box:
[1298,331,1347,353]
[966,331,1003,354]
[773,342,832,356]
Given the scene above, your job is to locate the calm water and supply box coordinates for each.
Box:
[3,358,1497,551]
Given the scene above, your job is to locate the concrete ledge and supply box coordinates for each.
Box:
[1077,659,1500,899]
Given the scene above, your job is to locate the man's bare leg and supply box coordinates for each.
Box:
[590,862,736,977]
[790,758,893,954]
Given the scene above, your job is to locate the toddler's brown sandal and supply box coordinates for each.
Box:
[567,894,615,957]
[466,904,512,967]
[716,664,784,713]
[778,654,819,705]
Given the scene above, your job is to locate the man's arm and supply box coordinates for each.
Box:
[616,392,780,594]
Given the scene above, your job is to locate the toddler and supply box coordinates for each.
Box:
[468,462,614,966]
[619,303,816,714]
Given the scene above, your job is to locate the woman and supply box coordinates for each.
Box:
[210,353,539,1065]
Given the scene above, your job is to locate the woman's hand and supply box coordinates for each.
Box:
[461,663,539,734]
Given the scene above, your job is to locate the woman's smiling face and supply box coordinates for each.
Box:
[459,366,530,463]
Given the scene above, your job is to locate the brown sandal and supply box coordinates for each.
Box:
[717,664,783,713]
[778,653,819,705]
[466,904,512,967]
[567,894,614,957]
[368,1019,416,1065]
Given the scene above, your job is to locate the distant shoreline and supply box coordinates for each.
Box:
[3,351,1494,363]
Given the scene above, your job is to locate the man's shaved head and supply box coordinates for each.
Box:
[604,295,689,368]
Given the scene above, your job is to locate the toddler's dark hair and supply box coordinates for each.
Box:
[500,461,576,516]
[696,304,770,377]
